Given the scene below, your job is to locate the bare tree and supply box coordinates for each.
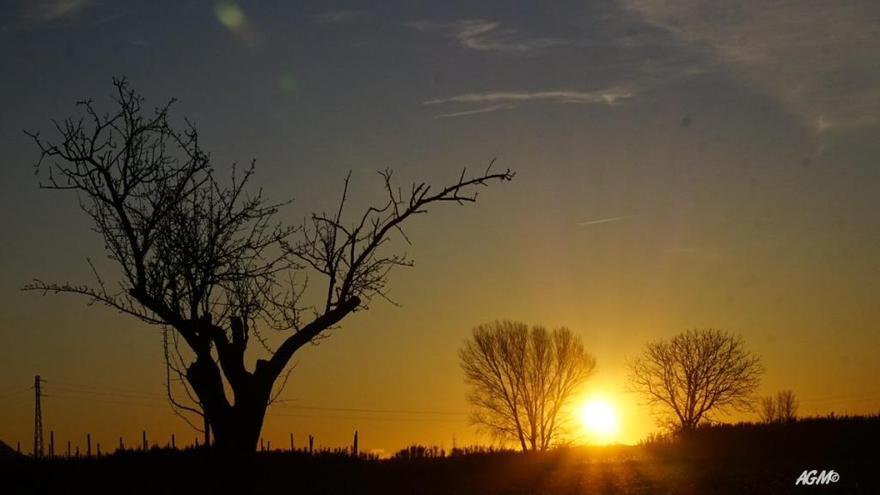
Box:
[24,78,514,455]
[759,395,777,424]
[776,390,799,422]
[760,390,799,423]
[459,321,596,451]
[627,328,763,432]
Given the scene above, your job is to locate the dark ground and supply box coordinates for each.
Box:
[2,416,878,494]
[0,448,875,495]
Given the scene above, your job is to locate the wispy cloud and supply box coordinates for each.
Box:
[20,0,94,22]
[310,9,365,25]
[621,0,880,133]
[426,89,635,106]
[2,0,132,32]
[425,88,636,118]
[578,215,631,227]
[405,19,569,53]
[434,103,515,119]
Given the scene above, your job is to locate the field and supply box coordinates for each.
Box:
[2,416,878,494]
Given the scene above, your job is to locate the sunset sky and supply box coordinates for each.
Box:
[1,0,879,455]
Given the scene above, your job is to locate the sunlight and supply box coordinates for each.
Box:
[578,398,620,444]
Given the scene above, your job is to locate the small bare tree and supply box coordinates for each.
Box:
[24,78,514,455]
[776,390,799,422]
[627,328,763,432]
[759,395,777,424]
[760,390,799,423]
[459,321,596,451]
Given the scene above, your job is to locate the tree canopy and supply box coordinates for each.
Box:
[627,328,763,432]
[460,321,595,451]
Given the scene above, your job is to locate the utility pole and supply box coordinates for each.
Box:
[33,375,44,458]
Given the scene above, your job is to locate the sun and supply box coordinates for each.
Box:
[578,398,620,443]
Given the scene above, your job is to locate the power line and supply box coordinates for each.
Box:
[49,381,167,398]
[41,379,469,418]
[798,391,880,404]
[0,387,31,400]
[0,397,31,410]
[46,394,170,409]
[272,401,468,416]
[36,379,880,425]
[266,410,466,423]
[48,384,166,401]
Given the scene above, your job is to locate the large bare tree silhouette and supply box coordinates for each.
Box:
[459,321,596,451]
[24,78,514,454]
[627,328,763,432]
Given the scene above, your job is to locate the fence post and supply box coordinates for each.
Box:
[171,434,176,450]
[290,433,294,451]
[352,430,358,457]
[308,434,314,454]
[97,443,101,458]
[142,431,147,451]
[119,437,124,452]
[49,431,54,459]
[67,440,71,458]
[87,434,92,458]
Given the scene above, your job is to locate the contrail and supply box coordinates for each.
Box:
[577,215,630,227]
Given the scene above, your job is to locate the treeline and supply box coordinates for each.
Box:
[642,413,880,461]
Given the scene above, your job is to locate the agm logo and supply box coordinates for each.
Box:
[795,470,840,486]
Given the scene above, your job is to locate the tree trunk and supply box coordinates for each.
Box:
[185,354,272,456]
[210,403,268,455]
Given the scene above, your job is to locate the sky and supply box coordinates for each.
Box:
[1,0,879,456]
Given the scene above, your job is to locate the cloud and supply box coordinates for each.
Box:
[405,19,569,53]
[426,88,636,106]
[310,9,365,25]
[578,215,631,227]
[2,0,131,31]
[620,0,880,133]
[434,103,515,119]
[19,0,94,22]
[425,88,636,118]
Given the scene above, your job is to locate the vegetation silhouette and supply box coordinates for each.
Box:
[459,321,596,451]
[760,389,799,423]
[2,414,878,494]
[627,328,763,432]
[643,413,880,462]
[23,77,514,456]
